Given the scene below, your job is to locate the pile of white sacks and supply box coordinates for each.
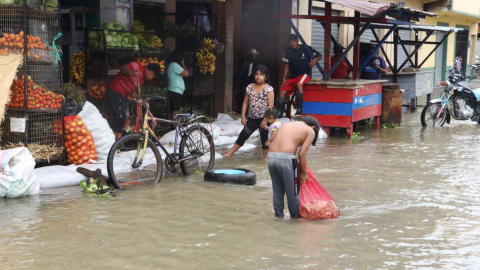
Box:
[158,113,327,150]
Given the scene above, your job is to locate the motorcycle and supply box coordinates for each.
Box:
[421,67,480,127]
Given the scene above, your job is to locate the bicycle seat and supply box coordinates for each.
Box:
[174,113,191,120]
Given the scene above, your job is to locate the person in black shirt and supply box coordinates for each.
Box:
[234,48,260,112]
[279,34,322,116]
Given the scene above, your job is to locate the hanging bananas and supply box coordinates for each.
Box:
[71,51,88,85]
[196,38,216,75]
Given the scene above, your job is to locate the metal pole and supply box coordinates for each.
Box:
[352,11,360,80]
[324,3,332,80]
[393,29,398,83]
[23,0,28,147]
[415,31,418,67]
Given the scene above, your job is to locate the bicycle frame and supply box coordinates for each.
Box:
[132,99,204,166]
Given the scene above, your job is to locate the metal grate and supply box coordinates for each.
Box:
[0,1,63,159]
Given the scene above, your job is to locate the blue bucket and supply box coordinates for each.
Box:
[213,169,245,175]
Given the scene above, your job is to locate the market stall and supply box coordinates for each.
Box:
[273,0,461,135]
[0,0,64,163]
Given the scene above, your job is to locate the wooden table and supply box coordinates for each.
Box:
[303,79,386,136]
[382,71,434,111]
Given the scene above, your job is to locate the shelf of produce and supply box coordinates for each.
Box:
[0,5,59,19]
[7,107,62,114]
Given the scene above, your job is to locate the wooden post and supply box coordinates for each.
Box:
[212,1,225,116]
[324,3,332,80]
[165,0,176,51]
[224,0,234,112]
[352,11,360,80]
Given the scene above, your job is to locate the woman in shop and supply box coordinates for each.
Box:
[107,61,162,140]
[167,50,189,120]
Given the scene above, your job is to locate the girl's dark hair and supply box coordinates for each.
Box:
[170,50,184,66]
[299,115,320,146]
[146,63,161,79]
[253,64,269,83]
[265,107,279,119]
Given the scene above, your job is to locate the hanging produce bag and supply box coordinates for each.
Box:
[299,167,339,220]
[64,115,98,165]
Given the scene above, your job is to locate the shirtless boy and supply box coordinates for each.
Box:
[267,115,320,218]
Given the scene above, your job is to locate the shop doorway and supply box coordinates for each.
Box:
[455,25,469,74]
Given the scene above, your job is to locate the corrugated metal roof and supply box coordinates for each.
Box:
[365,23,465,33]
[322,0,389,17]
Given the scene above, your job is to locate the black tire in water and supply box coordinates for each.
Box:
[107,134,163,190]
[179,125,215,175]
[421,103,448,127]
[204,168,257,185]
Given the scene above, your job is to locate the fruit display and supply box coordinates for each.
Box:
[64,115,98,165]
[6,76,63,109]
[163,20,195,37]
[196,38,216,75]
[132,21,163,50]
[88,81,106,100]
[0,31,49,61]
[134,56,165,72]
[71,51,87,85]
[88,21,139,50]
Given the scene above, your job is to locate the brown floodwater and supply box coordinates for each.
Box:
[2,110,480,269]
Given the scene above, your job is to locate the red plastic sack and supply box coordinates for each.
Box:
[299,167,339,220]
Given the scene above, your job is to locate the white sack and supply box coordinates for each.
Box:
[212,121,241,136]
[217,113,234,121]
[279,117,291,125]
[214,136,237,146]
[78,101,116,162]
[0,147,38,198]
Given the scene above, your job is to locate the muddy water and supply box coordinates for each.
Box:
[2,111,480,269]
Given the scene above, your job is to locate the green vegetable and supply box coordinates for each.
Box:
[80,178,116,198]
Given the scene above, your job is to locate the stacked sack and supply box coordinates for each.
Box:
[65,115,98,165]
[78,102,116,162]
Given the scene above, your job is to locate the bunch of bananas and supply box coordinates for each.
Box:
[71,51,88,85]
[133,21,145,32]
[196,38,216,75]
[148,35,163,48]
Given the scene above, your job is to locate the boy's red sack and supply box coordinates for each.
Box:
[299,166,339,220]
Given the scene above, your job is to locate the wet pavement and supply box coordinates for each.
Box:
[2,93,480,269]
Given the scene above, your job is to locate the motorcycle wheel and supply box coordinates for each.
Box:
[421,103,448,127]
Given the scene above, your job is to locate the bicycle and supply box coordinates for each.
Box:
[106,96,215,189]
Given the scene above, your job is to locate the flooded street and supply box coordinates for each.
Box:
[2,110,480,269]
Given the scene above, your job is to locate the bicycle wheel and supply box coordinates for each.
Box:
[179,125,215,175]
[421,103,448,127]
[107,134,163,189]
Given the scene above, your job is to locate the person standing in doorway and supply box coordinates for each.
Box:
[360,45,387,80]
[279,34,322,117]
[234,48,260,112]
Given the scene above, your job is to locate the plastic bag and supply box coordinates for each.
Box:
[0,147,38,198]
[78,101,115,162]
[217,113,234,122]
[300,167,339,220]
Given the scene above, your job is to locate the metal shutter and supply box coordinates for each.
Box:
[435,32,446,86]
[397,30,411,69]
[477,38,480,61]
[311,7,339,79]
[360,26,379,44]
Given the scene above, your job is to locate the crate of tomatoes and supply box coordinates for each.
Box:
[6,76,62,110]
